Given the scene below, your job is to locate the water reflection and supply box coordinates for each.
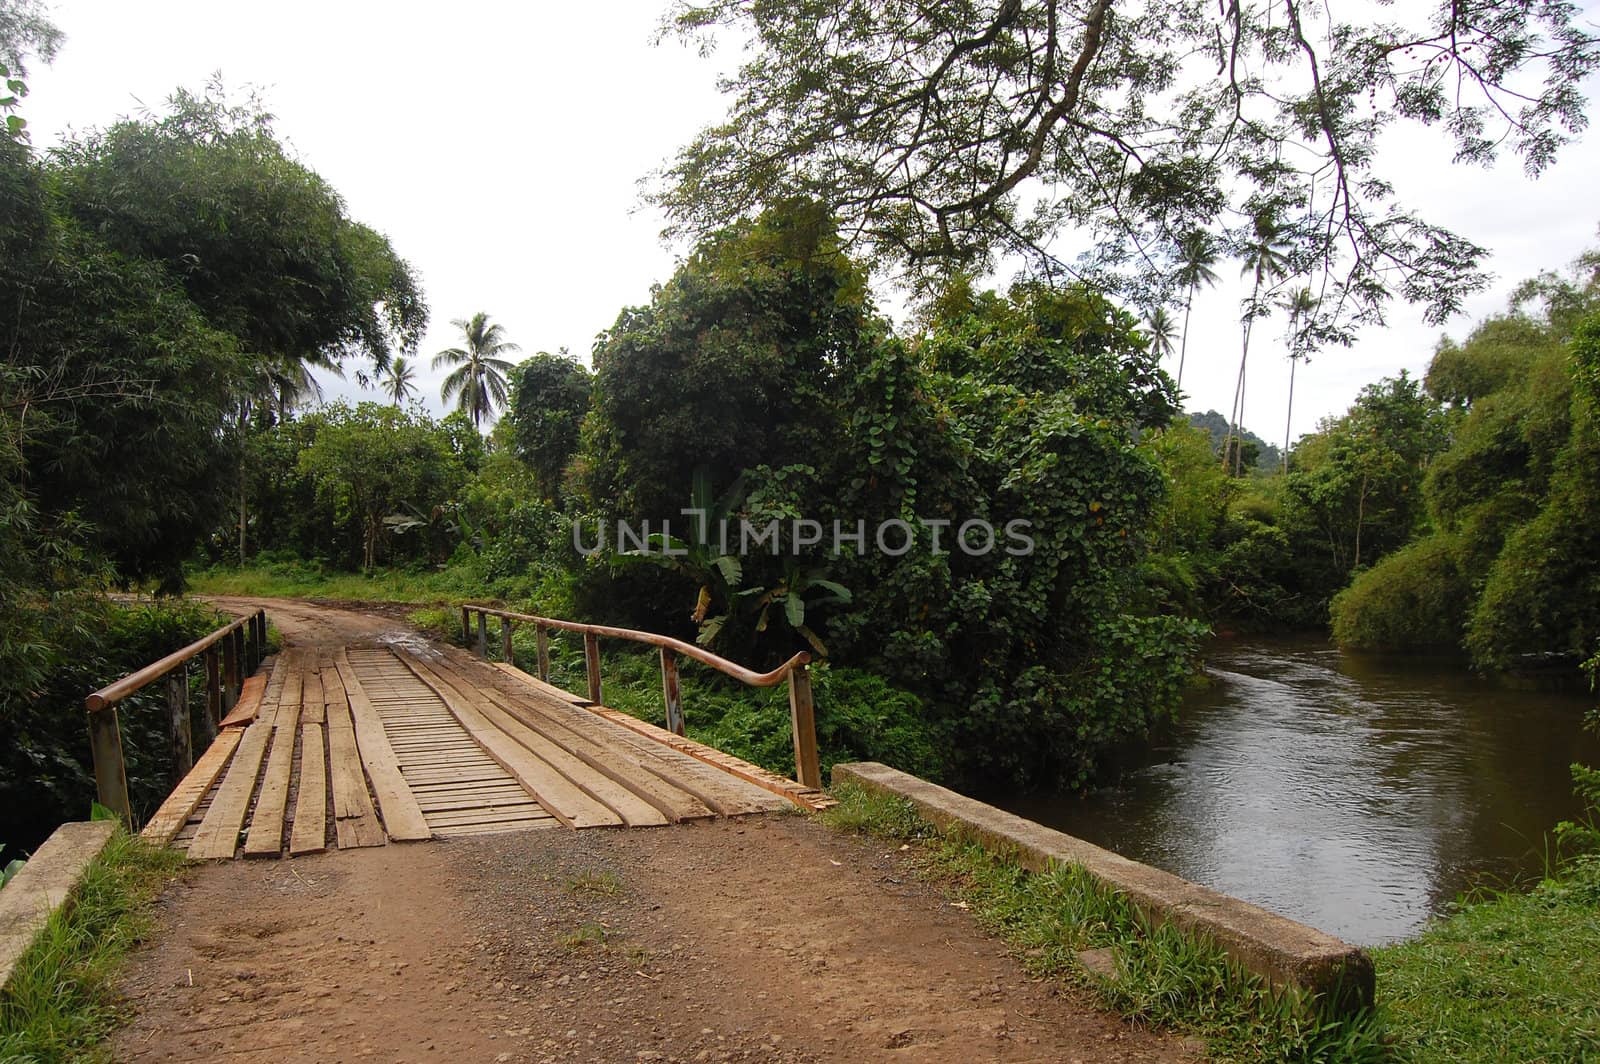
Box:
[999,635,1600,945]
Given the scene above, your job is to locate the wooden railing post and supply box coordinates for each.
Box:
[787,663,821,790]
[253,611,267,663]
[167,663,192,784]
[222,626,239,711]
[461,606,472,644]
[501,619,515,664]
[536,625,550,681]
[476,610,489,657]
[583,632,602,704]
[202,646,221,742]
[87,707,132,824]
[244,613,257,673]
[660,648,685,736]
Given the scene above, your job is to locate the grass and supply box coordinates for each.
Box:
[820,782,1389,1064]
[564,870,624,897]
[0,829,184,1062]
[1371,854,1600,1062]
[189,561,486,604]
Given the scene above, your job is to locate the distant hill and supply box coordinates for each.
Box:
[1186,410,1282,471]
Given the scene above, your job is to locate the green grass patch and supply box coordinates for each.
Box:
[189,561,486,604]
[564,870,624,897]
[0,829,185,1061]
[1371,854,1600,1062]
[820,783,1388,1064]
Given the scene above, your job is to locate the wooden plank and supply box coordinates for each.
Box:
[419,653,666,827]
[335,649,430,842]
[395,649,622,829]
[141,729,242,845]
[300,661,325,725]
[188,719,273,860]
[325,699,386,849]
[432,654,707,823]
[217,673,268,730]
[483,655,789,815]
[290,723,328,855]
[241,702,301,858]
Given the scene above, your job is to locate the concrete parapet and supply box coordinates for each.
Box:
[831,761,1374,1013]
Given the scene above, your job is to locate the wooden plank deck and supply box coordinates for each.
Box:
[163,638,798,858]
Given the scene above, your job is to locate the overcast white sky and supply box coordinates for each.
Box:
[21,0,1600,447]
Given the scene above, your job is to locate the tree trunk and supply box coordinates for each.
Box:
[1354,473,1369,570]
[1283,355,1297,473]
[1177,286,1195,390]
[237,456,247,568]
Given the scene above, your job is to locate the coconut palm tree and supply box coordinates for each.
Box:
[1143,307,1177,364]
[384,356,417,406]
[1280,286,1316,472]
[1173,232,1220,390]
[1225,215,1288,474]
[433,312,521,429]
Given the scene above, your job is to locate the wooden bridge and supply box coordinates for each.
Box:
[85,604,829,859]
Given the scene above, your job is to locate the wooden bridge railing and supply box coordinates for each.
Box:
[84,607,269,824]
[460,604,821,789]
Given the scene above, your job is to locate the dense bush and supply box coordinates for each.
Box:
[0,598,227,861]
[573,206,1203,790]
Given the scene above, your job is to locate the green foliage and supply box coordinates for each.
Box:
[0,829,183,1061]
[823,784,1388,1063]
[576,208,1200,789]
[0,598,228,856]
[505,351,592,499]
[292,402,470,571]
[1334,253,1600,667]
[1373,856,1600,1063]
[1329,536,1473,651]
[650,0,1594,330]
[50,82,425,374]
[433,312,520,429]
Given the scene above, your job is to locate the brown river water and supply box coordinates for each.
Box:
[999,634,1600,945]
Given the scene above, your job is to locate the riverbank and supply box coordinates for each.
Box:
[1375,853,1600,1061]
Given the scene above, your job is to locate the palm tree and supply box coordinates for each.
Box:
[1225,215,1289,474]
[433,312,521,429]
[1280,286,1316,472]
[1143,307,1176,364]
[1173,232,1220,390]
[384,356,417,406]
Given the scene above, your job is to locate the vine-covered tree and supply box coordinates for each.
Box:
[654,0,1596,335]
[504,351,592,499]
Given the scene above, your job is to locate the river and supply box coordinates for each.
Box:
[1000,635,1600,946]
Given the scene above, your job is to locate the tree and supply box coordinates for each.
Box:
[504,351,592,499]
[1282,286,1318,470]
[1173,232,1220,390]
[434,312,520,429]
[384,356,418,406]
[1226,214,1289,474]
[297,403,466,570]
[655,0,1592,330]
[1142,306,1175,364]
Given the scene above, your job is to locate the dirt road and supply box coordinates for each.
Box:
[112,599,1194,1063]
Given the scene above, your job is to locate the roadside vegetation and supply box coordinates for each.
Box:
[0,827,184,1061]
[821,782,1389,1064]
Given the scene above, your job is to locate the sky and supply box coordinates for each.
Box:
[21,0,1600,447]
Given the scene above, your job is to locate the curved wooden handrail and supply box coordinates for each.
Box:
[461,604,810,687]
[86,608,264,712]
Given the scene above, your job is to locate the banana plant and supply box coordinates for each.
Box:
[734,561,852,656]
[612,467,748,641]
